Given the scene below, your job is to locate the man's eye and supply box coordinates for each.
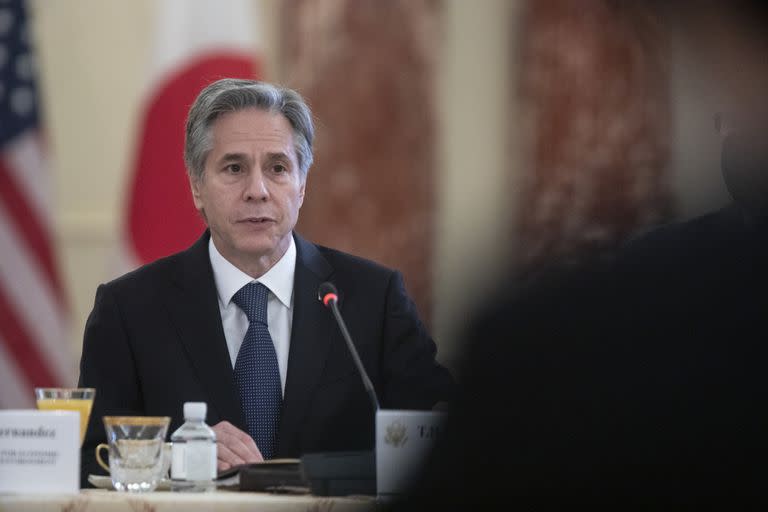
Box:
[226,164,242,174]
[274,164,287,174]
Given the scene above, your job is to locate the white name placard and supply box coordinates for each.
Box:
[376,409,446,498]
[0,410,80,494]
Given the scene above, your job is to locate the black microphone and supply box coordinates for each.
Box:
[318,282,380,412]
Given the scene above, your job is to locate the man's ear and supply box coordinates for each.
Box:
[189,174,204,210]
[298,175,307,208]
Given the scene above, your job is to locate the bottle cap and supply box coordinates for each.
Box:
[183,402,207,421]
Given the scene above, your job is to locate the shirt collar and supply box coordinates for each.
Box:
[209,235,296,309]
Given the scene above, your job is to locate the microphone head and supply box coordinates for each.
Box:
[318,282,339,306]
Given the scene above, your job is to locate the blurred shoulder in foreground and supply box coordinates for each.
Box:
[402,221,768,506]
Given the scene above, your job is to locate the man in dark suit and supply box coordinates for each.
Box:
[78,79,454,486]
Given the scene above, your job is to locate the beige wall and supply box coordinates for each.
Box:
[34,0,154,366]
[433,0,521,365]
[669,30,731,221]
[32,0,521,369]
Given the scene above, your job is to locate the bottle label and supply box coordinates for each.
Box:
[171,441,216,480]
[171,442,186,479]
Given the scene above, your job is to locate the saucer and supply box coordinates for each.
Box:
[88,475,171,491]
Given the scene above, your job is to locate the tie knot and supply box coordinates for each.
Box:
[232,282,269,325]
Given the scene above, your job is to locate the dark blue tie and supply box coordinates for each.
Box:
[231,282,282,459]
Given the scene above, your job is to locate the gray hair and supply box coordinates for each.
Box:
[184,78,314,180]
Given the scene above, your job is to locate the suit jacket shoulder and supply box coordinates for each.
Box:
[99,240,205,301]
[620,204,744,262]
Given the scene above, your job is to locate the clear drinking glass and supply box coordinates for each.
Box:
[96,416,170,492]
[35,387,96,446]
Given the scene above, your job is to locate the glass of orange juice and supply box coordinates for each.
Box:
[35,388,95,446]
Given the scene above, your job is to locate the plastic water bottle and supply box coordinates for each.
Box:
[170,402,217,492]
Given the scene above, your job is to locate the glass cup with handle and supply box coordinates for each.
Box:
[96,416,170,492]
[96,441,173,488]
[35,387,96,446]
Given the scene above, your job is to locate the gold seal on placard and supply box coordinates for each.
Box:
[384,420,408,448]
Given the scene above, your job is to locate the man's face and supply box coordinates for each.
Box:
[190,108,306,270]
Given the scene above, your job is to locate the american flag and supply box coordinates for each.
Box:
[0,0,74,407]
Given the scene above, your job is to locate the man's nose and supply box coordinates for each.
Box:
[244,170,269,201]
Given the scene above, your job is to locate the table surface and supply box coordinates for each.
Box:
[0,489,378,512]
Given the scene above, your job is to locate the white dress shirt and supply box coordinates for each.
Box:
[208,236,296,395]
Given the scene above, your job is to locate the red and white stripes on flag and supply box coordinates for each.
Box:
[0,135,74,407]
[1,1,74,407]
[120,0,261,271]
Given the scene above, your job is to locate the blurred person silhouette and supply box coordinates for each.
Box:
[399,0,768,507]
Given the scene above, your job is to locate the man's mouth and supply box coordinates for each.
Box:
[239,217,275,224]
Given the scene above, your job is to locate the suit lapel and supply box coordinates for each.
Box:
[277,233,335,454]
[163,232,247,430]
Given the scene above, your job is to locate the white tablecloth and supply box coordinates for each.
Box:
[0,489,377,512]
